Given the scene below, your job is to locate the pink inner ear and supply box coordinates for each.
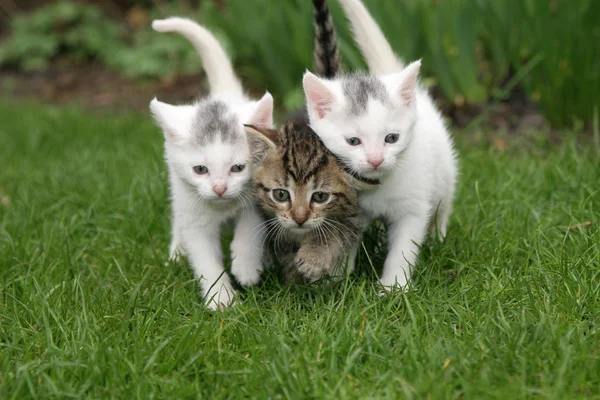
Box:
[400,85,415,107]
[304,74,335,119]
[250,108,271,128]
[314,98,332,119]
[306,87,333,119]
[398,60,421,107]
[248,96,274,128]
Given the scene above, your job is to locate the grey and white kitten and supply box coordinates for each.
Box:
[150,18,274,310]
[302,0,458,290]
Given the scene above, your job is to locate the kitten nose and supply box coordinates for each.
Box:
[292,207,309,227]
[367,156,384,169]
[212,183,227,197]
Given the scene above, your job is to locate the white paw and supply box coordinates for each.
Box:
[379,274,410,294]
[230,256,262,287]
[202,280,236,311]
[230,238,263,287]
[168,241,185,263]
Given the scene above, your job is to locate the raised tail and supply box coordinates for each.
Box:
[313,0,341,78]
[336,0,403,74]
[152,17,243,96]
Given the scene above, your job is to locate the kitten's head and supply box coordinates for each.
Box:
[302,60,421,180]
[245,121,358,236]
[150,93,273,203]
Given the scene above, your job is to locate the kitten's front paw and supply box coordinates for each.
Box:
[203,280,236,311]
[294,248,331,282]
[379,274,410,294]
[231,256,262,287]
[168,241,185,264]
[230,239,263,287]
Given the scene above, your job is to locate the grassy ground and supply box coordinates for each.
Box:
[1,102,599,399]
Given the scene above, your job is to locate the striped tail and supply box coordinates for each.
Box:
[313,0,341,78]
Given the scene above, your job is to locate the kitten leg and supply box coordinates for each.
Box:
[344,215,369,274]
[184,226,235,310]
[168,216,185,262]
[436,200,452,242]
[345,243,359,274]
[295,234,345,282]
[380,214,429,290]
[230,207,265,287]
[429,200,452,242]
[169,235,184,262]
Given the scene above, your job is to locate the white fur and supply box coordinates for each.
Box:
[152,17,243,96]
[151,18,274,310]
[304,23,458,290]
[337,0,404,73]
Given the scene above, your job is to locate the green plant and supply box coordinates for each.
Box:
[477,0,600,127]
[0,2,122,70]
[105,28,203,79]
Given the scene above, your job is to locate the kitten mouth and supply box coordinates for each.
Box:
[207,196,237,204]
[288,226,312,235]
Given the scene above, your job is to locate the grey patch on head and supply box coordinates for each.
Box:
[191,100,242,145]
[341,73,390,115]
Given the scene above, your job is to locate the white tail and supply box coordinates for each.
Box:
[152,17,243,96]
[337,0,404,74]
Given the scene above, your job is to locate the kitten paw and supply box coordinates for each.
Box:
[231,257,262,287]
[379,274,410,294]
[203,281,236,311]
[294,249,331,282]
[168,241,185,263]
[230,239,263,287]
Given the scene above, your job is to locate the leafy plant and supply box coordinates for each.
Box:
[105,28,203,79]
[477,0,600,126]
[1,0,598,127]
[0,2,122,70]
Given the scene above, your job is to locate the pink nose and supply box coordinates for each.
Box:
[212,183,227,197]
[368,157,384,169]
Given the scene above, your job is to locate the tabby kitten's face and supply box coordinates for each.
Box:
[245,122,358,237]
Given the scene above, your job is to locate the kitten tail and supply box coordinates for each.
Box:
[152,17,243,96]
[313,0,341,78]
[336,0,404,73]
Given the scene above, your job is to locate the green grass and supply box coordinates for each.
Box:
[1,102,599,399]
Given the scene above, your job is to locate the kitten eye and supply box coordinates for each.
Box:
[311,191,330,204]
[272,189,290,202]
[231,164,246,173]
[385,133,399,144]
[193,165,209,175]
[346,137,361,146]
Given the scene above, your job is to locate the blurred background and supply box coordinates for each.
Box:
[0,0,599,132]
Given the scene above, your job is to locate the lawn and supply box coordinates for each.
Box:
[1,102,599,399]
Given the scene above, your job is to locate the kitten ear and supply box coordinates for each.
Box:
[303,71,336,119]
[149,98,194,142]
[244,124,277,162]
[397,59,421,107]
[246,92,274,128]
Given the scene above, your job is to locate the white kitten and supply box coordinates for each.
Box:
[150,18,273,310]
[302,0,458,290]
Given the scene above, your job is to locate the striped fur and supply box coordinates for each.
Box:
[245,120,362,282]
[313,0,341,79]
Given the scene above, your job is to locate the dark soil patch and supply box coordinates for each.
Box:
[0,59,549,135]
[1,61,207,113]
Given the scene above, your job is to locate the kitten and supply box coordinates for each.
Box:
[150,18,274,310]
[242,0,371,282]
[244,120,365,282]
[302,0,458,290]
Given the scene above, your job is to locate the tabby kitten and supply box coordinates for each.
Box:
[244,120,364,282]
